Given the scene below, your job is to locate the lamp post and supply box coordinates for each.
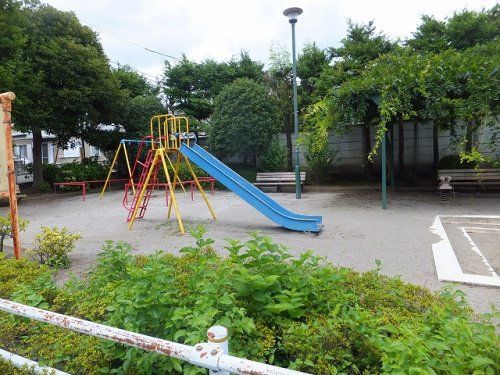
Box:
[283,6,302,199]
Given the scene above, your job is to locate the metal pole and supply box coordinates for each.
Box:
[381,128,387,209]
[1,92,21,258]
[290,19,301,199]
[390,124,395,189]
[0,348,70,375]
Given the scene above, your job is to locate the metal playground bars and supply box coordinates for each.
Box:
[0,298,309,375]
[100,114,217,234]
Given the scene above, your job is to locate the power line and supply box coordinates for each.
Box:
[110,61,162,81]
[82,20,181,61]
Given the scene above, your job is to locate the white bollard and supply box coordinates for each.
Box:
[207,325,230,375]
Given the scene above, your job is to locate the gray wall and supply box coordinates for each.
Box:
[279,121,499,174]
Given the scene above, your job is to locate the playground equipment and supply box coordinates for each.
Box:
[0,92,21,258]
[103,113,322,233]
[117,114,216,234]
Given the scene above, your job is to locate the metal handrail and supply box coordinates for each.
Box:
[0,298,309,375]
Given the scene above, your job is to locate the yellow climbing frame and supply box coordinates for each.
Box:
[127,114,216,234]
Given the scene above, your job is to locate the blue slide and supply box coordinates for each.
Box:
[179,143,323,232]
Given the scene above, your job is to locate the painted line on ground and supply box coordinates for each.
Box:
[430,215,500,288]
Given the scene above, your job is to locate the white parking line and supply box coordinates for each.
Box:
[458,226,497,277]
[431,215,500,287]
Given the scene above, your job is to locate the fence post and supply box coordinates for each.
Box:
[207,325,230,375]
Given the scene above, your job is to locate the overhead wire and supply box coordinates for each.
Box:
[81,20,181,61]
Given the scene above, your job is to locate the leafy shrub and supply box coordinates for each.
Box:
[27,227,81,268]
[32,181,52,193]
[26,158,109,191]
[0,254,50,298]
[0,214,28,253]
[165,163,208,182]
[304,125,336,183]
[0,359,42,375]
[260,141,287,172]
[0,230,497,374]
[438,154,476,169]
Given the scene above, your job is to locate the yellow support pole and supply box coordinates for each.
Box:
[122,143,135,195]
[167,153,186,219]
[184,157,216,220]
[128,150,160,230]
[160,151,185,234]
[170,153,187,193]
[100,143,122,199]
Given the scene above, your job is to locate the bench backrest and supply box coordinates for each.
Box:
[256,172,306,182]
[437,169,500,184]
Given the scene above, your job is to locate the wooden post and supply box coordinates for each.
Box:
[0,92,21,259]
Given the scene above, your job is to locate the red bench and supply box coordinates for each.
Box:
[53,179,129,202]
[54,177,216,203]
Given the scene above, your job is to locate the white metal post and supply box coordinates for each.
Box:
[207,326,230,375]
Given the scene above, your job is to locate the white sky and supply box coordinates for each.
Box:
[45,0,497,81]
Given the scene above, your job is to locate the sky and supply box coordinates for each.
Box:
[44,0,498,81]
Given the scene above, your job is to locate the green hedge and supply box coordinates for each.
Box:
[27,158,109,191]
[0,231,497,374]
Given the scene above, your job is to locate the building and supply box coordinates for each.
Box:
[12,131,107,184]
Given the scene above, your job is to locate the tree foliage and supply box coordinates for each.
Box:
[1,2,123,184]
[308,6,499,169]
[209,78,278,166]
[163,52,264,123]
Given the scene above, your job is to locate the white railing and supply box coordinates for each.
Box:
[0,348,70,375]
[0,298,309,375]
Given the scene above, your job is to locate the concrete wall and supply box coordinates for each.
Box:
[278,121,499,174]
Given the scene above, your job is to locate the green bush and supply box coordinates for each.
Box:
[165,163,208,182]
[438,154,476,169]
[304,126,336,183]
[260,141,287,172]
[0,214,29,253]
[26,158,109,191]
[0,230,497,374]
[26,226,81,268]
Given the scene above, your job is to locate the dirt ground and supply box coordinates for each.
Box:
[2,188,499,314]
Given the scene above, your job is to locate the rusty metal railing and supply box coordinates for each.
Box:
[0,298,309,375]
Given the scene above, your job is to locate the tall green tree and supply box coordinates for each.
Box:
[409,6,499,53]
[6,3,121,185]
[297,42,330,111]
[86,65,165,153]
[209,78,278,167]
[326,20,395,178]
[163,51,264,124]
[267,43,293,169]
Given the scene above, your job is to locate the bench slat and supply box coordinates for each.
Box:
[438,169,500,173]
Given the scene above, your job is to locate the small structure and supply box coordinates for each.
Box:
[0,92,21,258]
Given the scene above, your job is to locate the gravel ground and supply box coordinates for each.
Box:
[2,188,499,313]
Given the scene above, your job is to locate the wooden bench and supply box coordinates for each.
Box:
[437,169,500,192]
[254,172,306,192]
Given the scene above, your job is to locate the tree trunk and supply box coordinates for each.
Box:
[464,119,475,153]
[32,128,44,185]
[361,122,373,180]
[412,120,418,172]
[432,121,439,171]
[398,116,405,176]
[285,112,293,171]
[81,138,86,159]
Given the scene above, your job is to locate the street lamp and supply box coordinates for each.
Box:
[283,7,302,199]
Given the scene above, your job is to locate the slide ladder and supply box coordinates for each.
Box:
[126,149,160,222]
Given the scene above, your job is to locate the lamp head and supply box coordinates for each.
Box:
[283,7,303,23]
